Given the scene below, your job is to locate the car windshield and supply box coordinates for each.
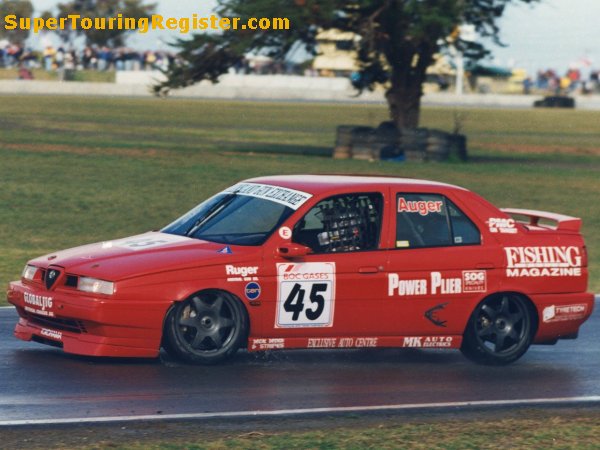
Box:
[162,192,296,246]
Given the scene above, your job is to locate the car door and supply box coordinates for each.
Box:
[266,191,391,342]
[386,191,495,336]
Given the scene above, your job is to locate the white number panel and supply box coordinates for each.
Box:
[275,262,336,328]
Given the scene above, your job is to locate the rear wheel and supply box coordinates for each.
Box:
[461,293,533,365]
[164,290,248,364]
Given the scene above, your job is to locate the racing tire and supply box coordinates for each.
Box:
[163,290,248,365]
[461,293,534,365]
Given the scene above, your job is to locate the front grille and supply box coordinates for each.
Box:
[23,311,87,334]
[65,275,78,288]
[45,268,61,290]
[39,270,78,289]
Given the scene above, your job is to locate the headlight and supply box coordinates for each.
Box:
[22,265,38,281]
[78,277,115,295]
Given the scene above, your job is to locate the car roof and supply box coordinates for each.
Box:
[245,174,466,196]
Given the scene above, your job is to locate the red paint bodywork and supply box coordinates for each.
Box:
[6,175,594,357]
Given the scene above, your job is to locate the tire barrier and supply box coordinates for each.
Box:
[334,123,467,162]
[332,125,355,159]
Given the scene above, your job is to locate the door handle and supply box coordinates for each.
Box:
[476,263,495,270]
[358,266,379,274]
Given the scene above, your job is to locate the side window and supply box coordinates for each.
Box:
[395,193,480,248]
[447,201,481,245]
[293,193,383,253]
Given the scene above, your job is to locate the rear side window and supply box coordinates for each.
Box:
[395,193,480,249]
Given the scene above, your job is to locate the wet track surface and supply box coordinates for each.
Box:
[0,300,598,424]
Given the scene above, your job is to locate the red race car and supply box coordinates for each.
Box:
[7,175,594,365]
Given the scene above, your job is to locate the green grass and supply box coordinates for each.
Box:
[0,96,599,303]
[3,409,600,449]
[108,414,600,449]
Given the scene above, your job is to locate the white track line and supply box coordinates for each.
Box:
[1,396,600,427]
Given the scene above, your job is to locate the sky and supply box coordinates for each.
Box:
[28,0,600,74]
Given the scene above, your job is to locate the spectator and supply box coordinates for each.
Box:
[523,77,533,95]
[43,46,55,71]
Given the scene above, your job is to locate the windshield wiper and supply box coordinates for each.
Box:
[185,193,237,237]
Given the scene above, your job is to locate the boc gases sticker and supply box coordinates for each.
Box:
[275,262,336,328]
[245,282,261,300]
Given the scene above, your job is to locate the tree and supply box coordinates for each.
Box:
[0,0,33,45]
[55,0,156,47]
[154,0,537,129]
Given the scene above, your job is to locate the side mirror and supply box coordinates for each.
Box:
[277,243,311,258]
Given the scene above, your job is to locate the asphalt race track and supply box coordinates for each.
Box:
[0,299,599,425]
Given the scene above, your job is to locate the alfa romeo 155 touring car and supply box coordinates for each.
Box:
[7,175,594,365]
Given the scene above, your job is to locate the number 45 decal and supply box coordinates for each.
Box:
[284,283,327,321]
[276,263,336,328]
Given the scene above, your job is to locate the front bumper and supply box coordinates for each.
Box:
[7,281,165,358]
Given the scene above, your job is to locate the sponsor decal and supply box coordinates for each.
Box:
[40,328,62,341]
[226,265,258,277]
[402,336,453,348]
[462,270,487,293]
[431,272,461,294]
[107,234,191,251]
[276,262,336,328]
[542,304,588,323]
[225,182,313,210]
[251,338,285,350]
[388,272,464,297]
[505,246,582,277]
[398,197,443,216]
[217,246,233,254]
[308,337,378,348]
[244,282,261,300]
[278,226,292,240]
[388,274,427,296]
[425,303,448,327]
[225,265,259,282]
[24,292,54,316]
[487,218,517,234]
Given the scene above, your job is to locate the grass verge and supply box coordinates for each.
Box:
[2,408,600,449]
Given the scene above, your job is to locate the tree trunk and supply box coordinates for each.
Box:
[385,76,424,130]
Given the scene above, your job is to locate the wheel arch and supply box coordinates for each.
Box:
[463,290,539,338]
[160,287,251,349]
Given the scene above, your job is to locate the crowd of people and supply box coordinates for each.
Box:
[3,41,600,96]
[527,68,600,95]
[0,43,176,72]
[1,42,303,78]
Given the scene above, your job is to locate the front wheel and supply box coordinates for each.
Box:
[461,293,534,365]
[163,290,248,364]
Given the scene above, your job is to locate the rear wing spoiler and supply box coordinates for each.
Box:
[501,208,582,233]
